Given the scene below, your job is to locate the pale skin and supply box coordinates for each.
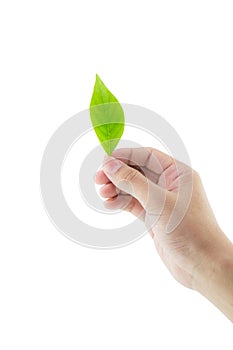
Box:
[95,147,233,322]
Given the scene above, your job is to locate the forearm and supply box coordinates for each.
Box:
[193,230,233,322]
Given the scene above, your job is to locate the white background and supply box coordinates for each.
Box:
[0,0,233,349]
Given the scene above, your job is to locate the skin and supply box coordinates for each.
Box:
[95,147,233,322]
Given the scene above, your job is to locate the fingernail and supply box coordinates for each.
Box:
[103,157,122,175]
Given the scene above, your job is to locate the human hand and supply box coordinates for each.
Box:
[95,147,233,321]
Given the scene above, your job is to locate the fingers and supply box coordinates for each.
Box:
[97,179,145,220]
[104,194,145,221]
[95,146,174,187]
[99,182,119,198]
[111,147,174,174]
[102,156,167,211]
[95,169,110,185]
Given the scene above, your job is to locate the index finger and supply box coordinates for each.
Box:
[111,147,174,175]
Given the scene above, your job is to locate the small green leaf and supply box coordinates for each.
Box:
[89,74,125,155]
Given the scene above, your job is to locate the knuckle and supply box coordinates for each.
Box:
[192,169,200,181]
[146,146,154,154]
[124,169,139,183]
[124,197,135,212]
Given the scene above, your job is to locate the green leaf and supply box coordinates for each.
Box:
[89,74,125,155]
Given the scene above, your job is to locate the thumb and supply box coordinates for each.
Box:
[102,156,166,211]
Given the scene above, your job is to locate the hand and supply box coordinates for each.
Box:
[95,147,233,321]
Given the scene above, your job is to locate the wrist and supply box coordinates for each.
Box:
[192,228,232,291]
[192,229,233,321]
